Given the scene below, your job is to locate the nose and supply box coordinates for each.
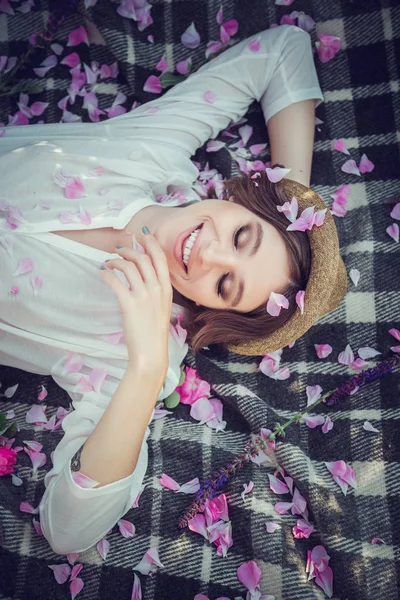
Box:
[198,240,237,270]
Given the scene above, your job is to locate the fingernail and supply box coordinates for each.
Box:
[116,245,123,249]
[142,226,150,235]
[100,266,106,270]
[105,259,112,263]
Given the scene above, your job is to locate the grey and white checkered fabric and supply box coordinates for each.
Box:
[0,1,399,599]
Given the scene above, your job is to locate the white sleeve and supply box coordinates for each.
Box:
[39,339,186,555]
[111,25,323,160]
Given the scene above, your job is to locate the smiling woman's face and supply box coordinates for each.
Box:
[136,198,291,313]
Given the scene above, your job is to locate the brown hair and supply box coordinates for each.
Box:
[178,171,312,352]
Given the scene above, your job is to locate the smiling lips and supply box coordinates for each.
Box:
[175,223,203,273]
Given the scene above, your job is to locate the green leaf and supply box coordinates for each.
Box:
[0,421,17,438]
[178,366,185,386]
[160,73,187,89]
[164,391,181,409]
[0,412,6,432]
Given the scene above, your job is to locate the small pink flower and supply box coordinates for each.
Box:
[175,366,211,406]
[0,447,17,476]
[293,518,314,539]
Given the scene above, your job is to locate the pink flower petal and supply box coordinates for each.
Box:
[371,537,385,545]
[188,513,208,539]
[71,471,99,488]
[390,203,400,220]
[176,57,192,75]
[268,474,290,495]
[314,344,333,359]
[24,448,46,474]
[266,166,291,183]
[131,573,142,600]
[315,565,333,597]
[190,397,216,424]
[67,553,80,565]
[315,34,341,63]
[64,177,85,199]
[292,518,314,539]
[276,196,298,223]
[178,477,200,494]
[143,75,162,94]
[386,223,399,242]
[349,268,360,287]
[363,421,379,433]
[61,52,81,68]
[295,290,305,314]
[389,328,400,341]
[67,26,90,47]
[133,548,164,575]
[25,404,47,424]
[249,143,267,155]
[64,352,84,374]
[181,22,200,49]
[20,501,39,514]
[306,385,323,405]
[241,481,254,501]
[48,564,71,584]
[205,40,222,59]
[159,473,180,491]
[274,501,294,515]
[32,517,43,536]
[358,346,380,359]
[203,90,216,104]
[341,159,361,176]
[70,577,84,600]
[118,519,136,538]
[303,415,326,429]
[359,153,374,174]
[322,416,334,434]
[0,0,14,15]
[70,564,83,580]
[12,258,34,276]
[219,19,238,43]
[266,292,289,317]
[333,139,350,155]
[265,521,281,533]
[291,487,307,516]
[338,344,355,366]
[237,560,261,594]
[248,37,261,52]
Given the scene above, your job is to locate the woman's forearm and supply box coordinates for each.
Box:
[266,99,317,187]
[78,364,165,486]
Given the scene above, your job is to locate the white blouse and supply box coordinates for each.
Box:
[0,25,323,554]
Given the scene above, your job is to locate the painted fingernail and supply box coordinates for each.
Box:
[100,266,106,270]
[116,245,124,249]
[142,226,150,235]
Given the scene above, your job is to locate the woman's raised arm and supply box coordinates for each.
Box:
[110,25,323,173]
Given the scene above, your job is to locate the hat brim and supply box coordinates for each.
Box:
[227,180,348,356]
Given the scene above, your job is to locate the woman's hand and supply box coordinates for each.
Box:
[99,233,172,378]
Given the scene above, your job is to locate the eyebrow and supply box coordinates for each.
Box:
[228,222,263,308]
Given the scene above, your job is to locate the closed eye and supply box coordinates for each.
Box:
[217,224,251,298]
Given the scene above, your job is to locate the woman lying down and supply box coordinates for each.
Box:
[0,24,347,554]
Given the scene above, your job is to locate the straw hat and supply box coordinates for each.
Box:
[228,180,348,356]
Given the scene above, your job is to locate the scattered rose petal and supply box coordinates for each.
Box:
[67,26,90,47]
[358,347,381,359]
[61,53,81,68]
[386,223,399,242]
[322,416,334,434]
[143,75,162,94]
[314,344,333,359]
[181,22,200,49]
[371,537,385,544]
[315,34,341,63]
[390,203,400,220]
[265,521,281,533]
[359,153,374,174]
[70,577,84,599]
[333,139,350,155]
[338,344,355,366]
[25,404,47,424]
[203,90,216,104]
[237,560,261,594]
[159,473,180,491]
[349,268,360,287]
[12,258,34,276]
[190,397,216,424]
[363,421,379,433]
[48,564,71,584]
[118,519,136,538]
[276,196,298,222]
[188,513,208,539]
[20,501,39,514]
[326,460,357,495]
[266,166,291,183]
[306,385,323,405]
[131,573,142,600]
[67,553,80,565]
[389,328,400,341]
[241,481,254,501]
[341,159,361,176]
[133,548,164,575]
[274,501,294,515]
[266,292,289,317]
[31,275,43,295]
[293,519,314,539]
[178,477,200,494]
[32,517,43,536]
[268,474,290,495]
[296,290,305,314]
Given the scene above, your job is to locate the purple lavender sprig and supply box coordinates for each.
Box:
[178,354,400,529]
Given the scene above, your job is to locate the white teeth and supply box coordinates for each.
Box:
[182,227,201,266]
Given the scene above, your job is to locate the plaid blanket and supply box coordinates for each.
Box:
[1,1,399,599]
